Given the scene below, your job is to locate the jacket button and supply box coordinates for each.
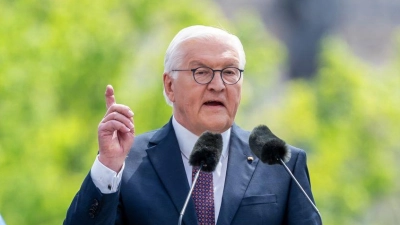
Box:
[92,199,99,207]
[89,199,99,218]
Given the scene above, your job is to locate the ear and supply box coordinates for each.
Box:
[163,72,175,103]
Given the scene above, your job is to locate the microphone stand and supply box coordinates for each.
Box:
[279,158,323,224]
[178,163,203,225]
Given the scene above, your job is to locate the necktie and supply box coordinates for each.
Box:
[192,166,215,225]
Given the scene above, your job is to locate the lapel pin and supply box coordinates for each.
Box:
[247,156,254,161]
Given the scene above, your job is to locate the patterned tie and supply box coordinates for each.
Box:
[192,166,215,225]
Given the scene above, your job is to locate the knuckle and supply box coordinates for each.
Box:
[107,104,116,111]
[111,111,119,119]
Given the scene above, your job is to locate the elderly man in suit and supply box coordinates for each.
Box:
[64,25,320,225]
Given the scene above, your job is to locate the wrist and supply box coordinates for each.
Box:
[98,154,125,172]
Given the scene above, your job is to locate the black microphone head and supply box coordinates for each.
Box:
[189,131,223,172]
[249,125,291,165]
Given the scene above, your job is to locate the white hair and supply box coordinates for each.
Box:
[163,25,246,106]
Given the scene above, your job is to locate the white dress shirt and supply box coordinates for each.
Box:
[91,117,230,222]
[90,155,124,193]
[172,117,230,223]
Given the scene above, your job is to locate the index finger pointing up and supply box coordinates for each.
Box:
[105,84,116,109]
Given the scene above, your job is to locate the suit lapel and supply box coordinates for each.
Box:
[146,121,198,225]
[217,125,259,225]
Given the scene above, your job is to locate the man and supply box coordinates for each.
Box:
[64,25,320,224]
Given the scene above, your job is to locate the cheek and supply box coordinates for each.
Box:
[229,88,242,111]
[185,93,202,111]
[184,85,204,104]
[176,86,202,110]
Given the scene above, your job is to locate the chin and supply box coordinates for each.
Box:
[202,119,231,133]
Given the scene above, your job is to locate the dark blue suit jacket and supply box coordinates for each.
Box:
[64,120,320,224]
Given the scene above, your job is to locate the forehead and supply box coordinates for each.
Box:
[179,38,240,67]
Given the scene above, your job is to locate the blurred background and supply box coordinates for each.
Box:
[0,0,399,224]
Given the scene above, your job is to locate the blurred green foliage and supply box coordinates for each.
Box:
[244,37,400,224]
[1,0,399,224]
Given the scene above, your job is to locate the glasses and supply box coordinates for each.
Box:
[172,66,244,85]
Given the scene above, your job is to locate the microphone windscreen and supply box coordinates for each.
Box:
[189,131,223,172]
[249,125,291,164]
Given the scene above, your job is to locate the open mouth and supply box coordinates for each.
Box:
[204,100,224,107]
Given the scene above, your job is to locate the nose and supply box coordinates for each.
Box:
[207,70,225,91]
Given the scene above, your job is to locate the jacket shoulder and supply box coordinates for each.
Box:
[131,129,159,149]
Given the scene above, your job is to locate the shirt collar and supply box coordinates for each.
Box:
[172,116,230,161]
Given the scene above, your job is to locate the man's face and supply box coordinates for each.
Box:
[164,38,243,136]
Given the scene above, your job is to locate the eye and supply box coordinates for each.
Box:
[194,67,212,76]
[222,68,238,76]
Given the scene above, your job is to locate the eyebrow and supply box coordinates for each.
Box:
[189,60,239,68]
[189,60,206,67]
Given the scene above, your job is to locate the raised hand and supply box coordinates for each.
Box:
[97,85,135,172]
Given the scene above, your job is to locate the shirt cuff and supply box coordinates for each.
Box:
[90,155,125,194]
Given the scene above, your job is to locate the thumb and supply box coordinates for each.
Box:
[105,84,116,109]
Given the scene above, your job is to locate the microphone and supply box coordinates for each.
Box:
[249,125,291,165]
[178,131,223,225]
[249,125,322,224]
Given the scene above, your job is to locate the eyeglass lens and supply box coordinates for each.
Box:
[193,67,241,84]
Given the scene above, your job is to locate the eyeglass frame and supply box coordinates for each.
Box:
[171,66,244,85]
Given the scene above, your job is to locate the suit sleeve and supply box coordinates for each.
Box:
[285,150,322,225]
[63,173,124,225]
